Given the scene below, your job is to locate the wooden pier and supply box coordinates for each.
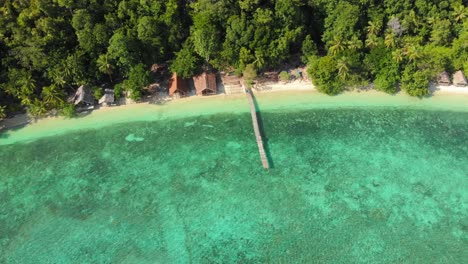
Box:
[245,88,270,169]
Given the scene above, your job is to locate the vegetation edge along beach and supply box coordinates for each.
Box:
[1,0,467,123]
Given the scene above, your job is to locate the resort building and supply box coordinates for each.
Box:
[453,70,468,87]
[73,85,94,105]
[168,73,188,98]
[98,89,115,106]
[193,72,217,96]
[437,71,451,86]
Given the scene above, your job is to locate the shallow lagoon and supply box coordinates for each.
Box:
[1,103,467,263]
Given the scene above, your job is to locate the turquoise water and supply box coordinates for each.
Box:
[0,107,467,263]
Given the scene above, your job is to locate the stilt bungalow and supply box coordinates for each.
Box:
[168,73,188,98]
[453,70,468,87]
[194,72,217,96]
[437,71,451,86]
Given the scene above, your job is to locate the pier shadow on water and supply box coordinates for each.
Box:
[250,92,275,169]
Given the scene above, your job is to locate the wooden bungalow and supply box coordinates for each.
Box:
[437,71,451,86]
[168,73,188,98]
[98,89,115,106]
[73,85,94,105]
[453,70,468,87]
[194,72,217,96]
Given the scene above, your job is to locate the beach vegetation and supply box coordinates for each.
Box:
[243,64,257,87]
[93,87,104,101]
[171,41,201,79]
[401,64,430,97]
[123,64,151,101]
[0,106,6,120]
[307,56,343,95]
[0,0,467,117]
[60,103,76,118]
[114,83,124,101]
[279,71,290,82]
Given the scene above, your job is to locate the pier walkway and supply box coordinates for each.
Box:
[245,88,270,169]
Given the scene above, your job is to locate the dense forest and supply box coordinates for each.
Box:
[0,0,467,118]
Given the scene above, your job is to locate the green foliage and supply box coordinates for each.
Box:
[60,103,76,118]
[171,41,201,79]
[323,2,360,46]
[27,99,48,119]
[307,56,343,95]
[401,64,430,97]
[301,35,318,63]
[107,31,139,75]
[365,46,400,93]
[243,64,257,84]
[192,12,220,63]
[114,83,124,101]
[41,84,64,109]
[279,71,290,82]
[123,64,151,101]
[422,45,454,77]
[93,87,104,100]
[97,54,114,82]
[0,0,467,115]
[374,64,400,94]
[0,105,6,119]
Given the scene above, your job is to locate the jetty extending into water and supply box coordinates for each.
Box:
[245,88,270,169]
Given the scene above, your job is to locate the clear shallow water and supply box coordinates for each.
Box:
[0,108,467,263]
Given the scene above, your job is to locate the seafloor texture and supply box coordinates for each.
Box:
[0,108,467,263]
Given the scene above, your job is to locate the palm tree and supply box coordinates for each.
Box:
[392,49,404,63]
[453,5,467,23]
[18,74,36,106]
[20,74,36,95]
[97,54,115,82]
[366,21,381,36]
[41,84,64,108]
[336,57,350,80]
[384,32,397,48]
[28,99,48,118]
[365,34,379,48]
[405,45,422,62]
[347,36,363,51]
[329,36,345,56]
[52,71,67,88]
[0,105,6,120]
[426,16,436,25]
[253,50,265,70]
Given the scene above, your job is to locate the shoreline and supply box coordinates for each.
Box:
[1,83,468,146]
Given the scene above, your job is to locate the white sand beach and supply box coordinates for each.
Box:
[1,82,468,146]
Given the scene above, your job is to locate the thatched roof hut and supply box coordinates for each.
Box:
[168,73,188,97]
[99,89,115,105]
[437,71,451,86]
[73,85,94,105]
[453,70,467,87]
[194,72,217,96]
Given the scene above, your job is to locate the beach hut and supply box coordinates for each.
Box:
[453,70,468,87]
[437,71,451,86]
[98,89,115,106]
[168,73,188,98]
[193,72,217,96]
[73,85,94,105]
